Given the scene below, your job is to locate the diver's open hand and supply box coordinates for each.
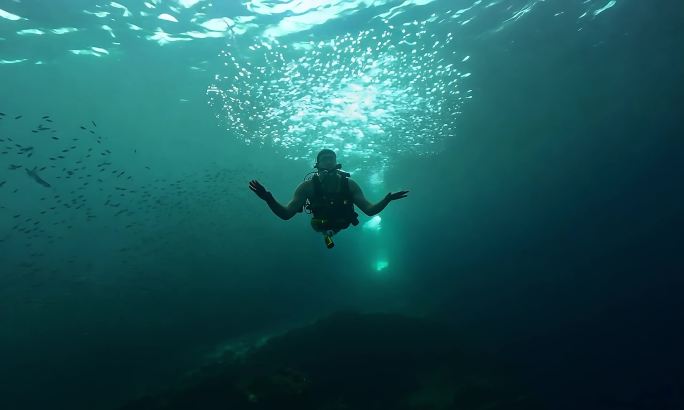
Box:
[386,190,409,201]
[249,179,271,201]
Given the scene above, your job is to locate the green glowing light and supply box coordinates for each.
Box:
[375,259,389,271]
[362,215,382,231]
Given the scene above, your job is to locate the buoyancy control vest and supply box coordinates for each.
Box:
[305,173,359,232]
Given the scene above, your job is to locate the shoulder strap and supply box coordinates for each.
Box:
[312,175,321,197]
[341,176,350,196]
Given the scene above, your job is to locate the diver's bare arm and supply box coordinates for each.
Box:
[265,197,293,220]
[350,179,390,216]
[266,183,307,220]
[365,196,391,216]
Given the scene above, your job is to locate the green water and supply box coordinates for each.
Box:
[2,1,682,409]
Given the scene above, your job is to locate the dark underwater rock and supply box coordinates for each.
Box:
[119,310,545,410]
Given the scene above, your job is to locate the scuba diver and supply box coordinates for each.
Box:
[249,149,409,248]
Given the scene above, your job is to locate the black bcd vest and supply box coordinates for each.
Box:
[306,174,359,231]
